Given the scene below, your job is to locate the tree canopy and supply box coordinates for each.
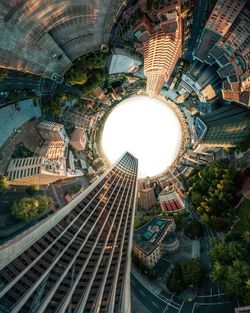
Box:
[209,237,250,304]
[64,51,107,94]
[11,195,52,222]
[0,176,10,194]
[187,160,237,231]
[167,259,205,294]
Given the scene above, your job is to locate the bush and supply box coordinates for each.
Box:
[11,196,52,222]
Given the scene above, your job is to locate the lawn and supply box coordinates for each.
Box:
[233,199,250,233]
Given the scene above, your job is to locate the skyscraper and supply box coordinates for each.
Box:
[193,0,249,106]
[194,103,250,151]
[0,152,138,313]
[141,0,182,97]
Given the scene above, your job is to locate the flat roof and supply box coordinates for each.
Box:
[133,217,172,255]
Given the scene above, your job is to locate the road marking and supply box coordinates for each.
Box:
[152,302,159,307]
[139,290,146,296]
[197,293,227,298]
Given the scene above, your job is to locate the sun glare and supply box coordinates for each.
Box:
[101,96,183,178]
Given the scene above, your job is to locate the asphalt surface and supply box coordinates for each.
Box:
[131,272,183,313]
[0,69,82,107]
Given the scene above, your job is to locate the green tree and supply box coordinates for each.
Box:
[0,176,10,194]
[181,259,205,287]
[11,197,40,221]
[36,195,52,211]
[11,195,52,222]
[25,184,40,195]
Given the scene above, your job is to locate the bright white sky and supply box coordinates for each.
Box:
[101,96,183,178]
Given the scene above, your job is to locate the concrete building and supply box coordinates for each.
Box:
[91,86,111,105]
[159,185,185,213]
[7,120,84,185]
[0,1,124,77]
[36,141,66,161]
[135,0,182,96]
[6,157,67,186]
[63,108,91,129]
[0,152,138,312]
[133,218,176,268]
[194,0,249,106]
[108,48,142,75]
[194,103,250,150]
[37,121,69,143]
[69,127,87,151]
[138,187,156,210]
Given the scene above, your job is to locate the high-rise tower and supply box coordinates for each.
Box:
[194,103,250,151]
[0,152,138,313]
[142,0,182,97]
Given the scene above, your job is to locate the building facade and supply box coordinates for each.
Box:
[194,103,250,150]
[7,157,66,186]
[69,127,87,151]
[138,187,156,210]
[135,0,182,96]
[133,218,176,268]
[0,152,138,313]
[37,121,69,143]
[0,1,124,76]
[194,0,249,106]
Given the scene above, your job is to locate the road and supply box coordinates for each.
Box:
[0,69,82,106]
[131,272,184,313]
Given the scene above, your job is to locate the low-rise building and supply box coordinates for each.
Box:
[7,157,66,185]
[69,127,87,151]
[133,218,176,268]
[159,185,185,213]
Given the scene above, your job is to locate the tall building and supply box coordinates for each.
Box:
[37,121,69,143]
[0,1,124,76]
[0,152,138,313]
[194,0,249,106]
[194,104,250,150]
[135,0,182,97]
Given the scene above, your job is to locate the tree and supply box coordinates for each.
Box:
[0,176,10,194]
[184,220,203,239]
[209,238,250,304]
[25,184,40,195]
[11,197,40,221]
[181,259,205,287]
[11,195,52,222]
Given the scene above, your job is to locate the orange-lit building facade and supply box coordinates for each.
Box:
[138,0,182,97]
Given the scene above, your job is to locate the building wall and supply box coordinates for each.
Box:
[0,152,138,312]
[0,0,124,76]
[143,0,182,96]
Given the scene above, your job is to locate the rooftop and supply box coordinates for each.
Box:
[133,217,172,255]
